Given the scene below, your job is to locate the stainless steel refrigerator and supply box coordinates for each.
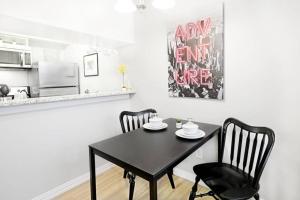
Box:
[29,61,80,97]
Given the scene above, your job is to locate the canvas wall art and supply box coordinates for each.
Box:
[167,8,224,100]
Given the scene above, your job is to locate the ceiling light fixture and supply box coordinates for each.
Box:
[136,0,147,11]
[114,0,137,13]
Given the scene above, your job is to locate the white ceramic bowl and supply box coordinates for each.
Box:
[182,122,199,134]
[149,117,163,127]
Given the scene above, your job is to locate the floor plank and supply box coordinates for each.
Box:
[55,167,214,200]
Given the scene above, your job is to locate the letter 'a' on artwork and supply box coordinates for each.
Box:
[168,3,224,100]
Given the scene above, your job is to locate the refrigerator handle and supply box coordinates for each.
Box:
[20,53,24,66]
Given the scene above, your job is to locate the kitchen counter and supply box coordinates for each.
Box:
[0,90,135,107]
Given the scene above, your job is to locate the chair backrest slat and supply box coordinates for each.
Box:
[255,134,266,176]
[119,109,157,133]
[236,128,243,168]
[230,125,236,166]
[142,115,146,124]
[131,116,136,130]
[220,126,227,162]
[248,133,258,177]
[137,116,141,128]
[126,116,130,132]
[220,118,275,188]
[243,131,251,172]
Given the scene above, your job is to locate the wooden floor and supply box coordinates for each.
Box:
[55,167,214,200]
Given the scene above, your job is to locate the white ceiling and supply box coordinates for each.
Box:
[0,0,224,44]
[0,0,135,43]
[137,0,224,28]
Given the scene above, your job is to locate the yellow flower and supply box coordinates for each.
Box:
[118,64,127,74]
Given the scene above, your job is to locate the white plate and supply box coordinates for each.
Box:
[175,129,206,139]
[143,122,168,130]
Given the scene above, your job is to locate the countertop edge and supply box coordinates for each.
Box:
[0,91,135,116]
[0,91,135,107]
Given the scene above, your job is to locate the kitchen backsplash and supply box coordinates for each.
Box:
[0,69,28,86]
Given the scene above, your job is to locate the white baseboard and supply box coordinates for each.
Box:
[31,163,113,200]
[173,167,206,187]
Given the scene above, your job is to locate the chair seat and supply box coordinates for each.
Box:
[193,162,259,200]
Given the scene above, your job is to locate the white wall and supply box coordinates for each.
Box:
[0,98,131,200]
[119,0,300,199]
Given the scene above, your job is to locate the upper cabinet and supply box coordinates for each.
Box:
[0,34,32,69]
[0,14,135,49]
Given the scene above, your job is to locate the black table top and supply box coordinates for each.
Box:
[90,118,221,180]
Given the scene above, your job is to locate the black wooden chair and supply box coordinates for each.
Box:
[119,109,176,200]
[189,118,275,200]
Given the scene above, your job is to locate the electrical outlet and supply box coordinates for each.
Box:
[195,149,203,159]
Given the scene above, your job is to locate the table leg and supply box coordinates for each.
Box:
[128,172,136,200]
[167,169,175,189]
[149,180,157,200]
[89,147,97,200]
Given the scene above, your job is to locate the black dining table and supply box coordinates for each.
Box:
[89,118,221,200]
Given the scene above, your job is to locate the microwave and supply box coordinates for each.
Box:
[0,46,32,68]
